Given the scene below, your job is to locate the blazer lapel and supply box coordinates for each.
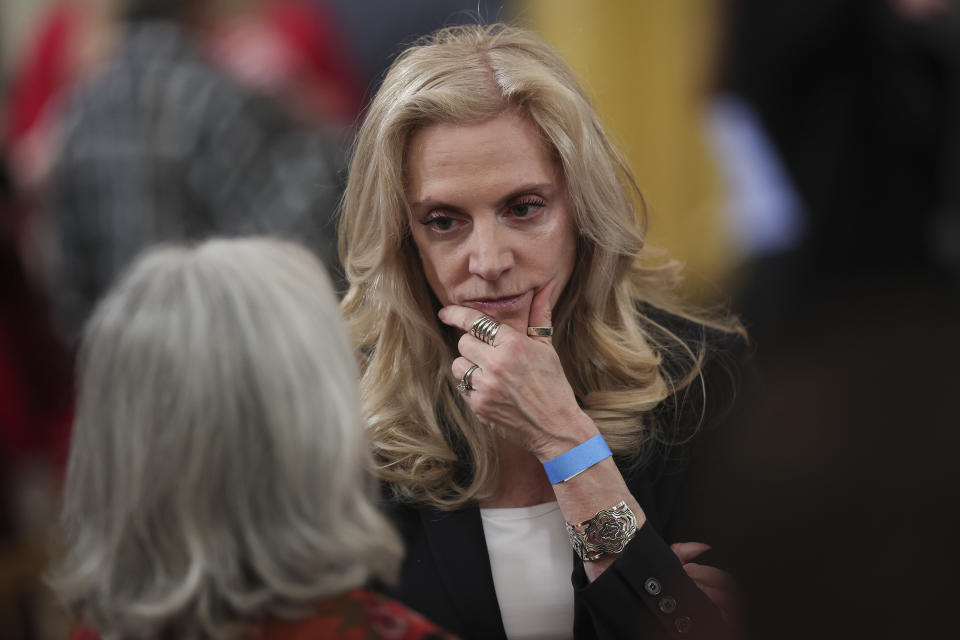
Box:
[419,506,508,640]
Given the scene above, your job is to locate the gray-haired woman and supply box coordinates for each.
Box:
[52,238,455,639]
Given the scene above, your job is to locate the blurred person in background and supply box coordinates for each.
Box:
[696,1,960,637]
[3,0,361,195]
[340,24,746,640]
[325,0,505,98]
[52,237,456,640]
[2,0,118,195]
[45,0,347,346]
[202,0,365,127]
[0,155,72,464]
[714,0,960,340]
[0,153,74,640]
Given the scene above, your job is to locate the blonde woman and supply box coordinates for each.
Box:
[340,24,746,640]
[53,238,455,639]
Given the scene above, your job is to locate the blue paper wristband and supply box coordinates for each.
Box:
[542,434,612,484]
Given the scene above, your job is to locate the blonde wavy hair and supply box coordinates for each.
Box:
[52,238,403,639]
[339,24,740,509]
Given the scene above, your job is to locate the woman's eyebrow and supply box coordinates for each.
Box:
[409,197,468,215]
[496,183,554,208]
[411,182,555,213]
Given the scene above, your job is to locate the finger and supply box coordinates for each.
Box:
[670,541,712,564]
[683,563,741,623]
[451,357,485,394]
[525,280,556,343]
[682,562,737,592]
[690,581,739,623]
[457,331,493,364]
[451,357,478,380]
[439,304,507,342]
[437,304,482,332]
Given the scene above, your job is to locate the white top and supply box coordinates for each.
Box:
[480,501,575,640]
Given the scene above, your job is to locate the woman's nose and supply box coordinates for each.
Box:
[467,222,514,281]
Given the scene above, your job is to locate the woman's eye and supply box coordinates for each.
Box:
[421,214,460,232]
[508,200,546,219]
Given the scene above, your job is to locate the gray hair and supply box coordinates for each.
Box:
[51,237,402,638]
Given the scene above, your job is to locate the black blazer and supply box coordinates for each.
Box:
[382,309,746,640]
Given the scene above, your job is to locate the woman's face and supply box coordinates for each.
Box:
[405,112,578,334]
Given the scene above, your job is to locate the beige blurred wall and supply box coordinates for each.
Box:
[519,0,736,301]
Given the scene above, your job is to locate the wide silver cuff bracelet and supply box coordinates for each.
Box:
[565,500,638,562]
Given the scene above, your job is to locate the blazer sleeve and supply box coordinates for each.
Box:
[571,522,734,640]
[570,308,749,640]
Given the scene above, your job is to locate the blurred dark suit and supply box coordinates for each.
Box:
[49,20,345,343]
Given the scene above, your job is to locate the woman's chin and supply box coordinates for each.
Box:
[492,306,531,336]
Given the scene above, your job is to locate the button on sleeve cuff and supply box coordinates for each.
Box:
[572,521,735,639]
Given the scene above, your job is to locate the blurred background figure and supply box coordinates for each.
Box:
[53,237,452,639]
[2,0,364,296]
[699,1,960,638]
[44,0,350,345]
[714,0,960,340]
[325,0,503,96]
[2,0,363,196]
[0,153,74,640]
[2,0,118,197]
[202,0,365,126]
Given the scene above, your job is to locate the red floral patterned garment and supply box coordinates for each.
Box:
[69,589,457,640]
[259,589,457,640]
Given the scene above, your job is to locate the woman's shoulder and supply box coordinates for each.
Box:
[259,588,457,640]
[634,299,751,446]
[635,299,750,389]
[635,299,749,360]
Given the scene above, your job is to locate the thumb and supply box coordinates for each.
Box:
[527,280,556,341]
[670,541,712,564]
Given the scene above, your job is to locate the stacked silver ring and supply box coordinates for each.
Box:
[470,315,501,345]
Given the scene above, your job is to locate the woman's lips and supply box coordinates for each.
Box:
[461,291,531,314]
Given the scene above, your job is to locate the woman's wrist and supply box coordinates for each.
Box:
[533,410,600,462]
[542,434,612,484]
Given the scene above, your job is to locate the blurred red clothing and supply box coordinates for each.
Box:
[68,589,457,640]
[206,0,365,125]
[2,1,87,187]
[3,2,75,147]
[0,182,72,468]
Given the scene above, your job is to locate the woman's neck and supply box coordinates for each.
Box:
[479,437,555,508]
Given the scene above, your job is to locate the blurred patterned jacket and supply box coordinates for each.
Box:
[48,20,345,343]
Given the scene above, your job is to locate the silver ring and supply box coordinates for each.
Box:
[469,315,501,345]
[456,364,480,393]
[527,326,553,337]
